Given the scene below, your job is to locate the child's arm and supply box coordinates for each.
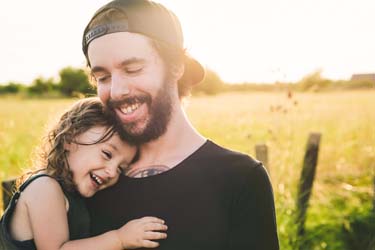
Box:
[23,177,167,250]
[61,217,168,249]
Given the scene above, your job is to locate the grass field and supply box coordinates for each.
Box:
[1,91,374,249]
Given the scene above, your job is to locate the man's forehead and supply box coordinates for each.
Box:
[87,32,158,67]
[90,58,147,75]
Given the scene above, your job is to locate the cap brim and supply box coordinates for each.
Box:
[183,55,205,85]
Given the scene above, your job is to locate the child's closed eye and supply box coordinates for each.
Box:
[102,150,112,160]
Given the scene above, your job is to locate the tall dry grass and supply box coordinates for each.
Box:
[1,91,374,249]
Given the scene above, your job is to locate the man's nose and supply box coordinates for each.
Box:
[110,74,130,100]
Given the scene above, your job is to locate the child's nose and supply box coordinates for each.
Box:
[105,165,118,178]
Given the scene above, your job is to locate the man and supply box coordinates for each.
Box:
[83,0,279,249]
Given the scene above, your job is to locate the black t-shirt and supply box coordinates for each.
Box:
[87,140,279,250]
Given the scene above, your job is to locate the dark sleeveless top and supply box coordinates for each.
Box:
[0,174,90,250]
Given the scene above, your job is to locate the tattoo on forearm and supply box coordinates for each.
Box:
[125,165,171,178]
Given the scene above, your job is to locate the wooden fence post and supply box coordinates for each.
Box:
[296,132,321,238]
[2,178,16,210]
[255,144,269,172]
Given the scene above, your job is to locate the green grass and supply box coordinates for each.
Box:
[1,91,374,249]
[0,97,75,178]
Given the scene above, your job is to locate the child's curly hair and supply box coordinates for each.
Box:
[18,97,122,192]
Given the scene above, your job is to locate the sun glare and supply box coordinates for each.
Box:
[0,0,374,84]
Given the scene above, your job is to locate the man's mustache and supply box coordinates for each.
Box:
[106,94,152,110]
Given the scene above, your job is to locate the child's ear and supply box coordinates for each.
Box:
[64,142,72,151]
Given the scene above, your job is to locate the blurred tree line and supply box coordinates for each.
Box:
[1,67,374,97]
[0,67,225,97]
[0,67,95,97]
[226,70,375,92]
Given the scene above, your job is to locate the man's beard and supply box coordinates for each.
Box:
[106,80,173,144]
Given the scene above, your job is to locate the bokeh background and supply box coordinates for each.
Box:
[1,1,374,249]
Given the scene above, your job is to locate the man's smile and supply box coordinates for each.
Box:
[119,102,141,115]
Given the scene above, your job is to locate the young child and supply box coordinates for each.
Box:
[0,98,167,250]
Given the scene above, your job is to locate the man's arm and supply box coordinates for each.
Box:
[228,162,279,250]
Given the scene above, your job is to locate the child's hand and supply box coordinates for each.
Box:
[116,216,168,249]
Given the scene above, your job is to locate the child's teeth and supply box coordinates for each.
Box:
[91,173,102,185]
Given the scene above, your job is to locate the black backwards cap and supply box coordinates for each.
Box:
[82,0,205,85]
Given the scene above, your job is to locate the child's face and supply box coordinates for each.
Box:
[65,126,136,197]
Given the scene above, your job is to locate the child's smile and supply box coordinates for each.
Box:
[65,126,136,197]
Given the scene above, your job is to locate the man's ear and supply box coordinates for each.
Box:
[172,63,185,82]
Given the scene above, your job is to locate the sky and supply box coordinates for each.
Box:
[1,0,374,84]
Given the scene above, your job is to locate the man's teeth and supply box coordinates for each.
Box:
[120,102,141,115]
[90,173,103,185]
